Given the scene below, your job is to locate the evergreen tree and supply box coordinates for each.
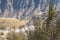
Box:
[28,0,56,40]
[46,0,55,31]
[46,0,56,40]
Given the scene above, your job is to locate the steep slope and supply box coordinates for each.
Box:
[0,0,60,19]
[0,0,48,19]
[0,0,60,26]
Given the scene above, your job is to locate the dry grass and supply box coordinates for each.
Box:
[0,18,28,28]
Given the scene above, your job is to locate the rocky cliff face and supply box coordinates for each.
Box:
[0,0,60,19]
[0,0,47,19]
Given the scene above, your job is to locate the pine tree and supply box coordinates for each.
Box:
[46,0,55,31]
[46,0,56,40]
[28,0,56,40]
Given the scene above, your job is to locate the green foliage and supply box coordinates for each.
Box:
[19,25,24,29]
[32,16,41,27]
[48,0,55,20]
[0,26,6,30]
[0,32,4,35]
[56,17,60,40]
[46,0,55,32]
[18,31,26,40]
[33,27,46,40]
[28,16,46,40]
[31,0,56,40]
[6,31,18,40]
[6,31,26,40]
[44,0,56,40]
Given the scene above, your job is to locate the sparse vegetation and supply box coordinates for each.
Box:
[0,0,60,40]
[0,18,28,29]
[6,31,26,40]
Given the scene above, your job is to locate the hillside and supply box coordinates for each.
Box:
[0,18,28,29]
[0,0,60,26]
